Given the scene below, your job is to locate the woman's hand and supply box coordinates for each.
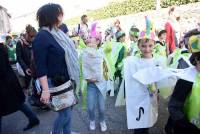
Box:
[39,76,50,104]
[40,90,50,104]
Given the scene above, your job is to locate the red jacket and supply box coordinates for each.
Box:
[165,22,176,53]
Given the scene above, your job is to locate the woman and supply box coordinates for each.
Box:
[165,6,181,53]
[113,19,122,33]
[0,41,39,133]
[16,25,37,90]
[33,3,80,134]
[165,35,200,134]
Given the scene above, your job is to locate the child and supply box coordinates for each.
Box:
[155,30,168,56]
[104,27,114,42]
[5,35,17,65]
[114,31,127,80]
[165,35,200,134]
[82,22,108,132]
[129,26,140,56]
[124,30,166,134]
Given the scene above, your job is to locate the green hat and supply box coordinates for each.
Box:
[188,35,200,53]
[129,27,139,37]
[115,31,125,40]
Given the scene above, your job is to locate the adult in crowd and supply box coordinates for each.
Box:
[0,40,39,133]
[165,6,181,53]
[33,3,80,134]
[74,14,89,41]
[16,25,37,90]
[113,19,122,34]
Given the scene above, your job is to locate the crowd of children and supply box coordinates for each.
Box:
[74,12,200,134]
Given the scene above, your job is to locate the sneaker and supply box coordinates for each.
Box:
[100,121,107,132]
[89,121,96,130]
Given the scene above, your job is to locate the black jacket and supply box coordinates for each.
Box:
[16,39,32,73]
[166,79,200,134]
[0,45,25,116]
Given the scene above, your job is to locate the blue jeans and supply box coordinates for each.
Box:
[48,79,72,134]
[52,107,72,134]
[87,83,105,122]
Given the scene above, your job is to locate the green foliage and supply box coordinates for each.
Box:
[161,0,200,8]
[65,0,200,25]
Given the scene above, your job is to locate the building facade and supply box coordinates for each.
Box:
[0,5,11,34]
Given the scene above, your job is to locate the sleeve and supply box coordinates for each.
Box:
[0,45,9,77]
[16,40,28,72]
[115,46,125,69]
[168,79,193,122]
[32,32,48,78]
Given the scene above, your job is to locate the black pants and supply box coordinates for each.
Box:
[0,103,38,133]
[134,128,149,134]
[24,75,32,89]
[165,117,200,134]
[19,103,38,122]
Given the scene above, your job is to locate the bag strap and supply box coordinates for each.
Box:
[18,39,24,47]
[18,38,29,47]
[77,24,81,34]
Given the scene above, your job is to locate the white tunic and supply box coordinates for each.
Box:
[82,47,107,98]
[124,56,165,129]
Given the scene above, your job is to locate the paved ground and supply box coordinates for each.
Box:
[1,96,169,134]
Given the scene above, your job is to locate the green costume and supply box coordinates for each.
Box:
[154,42,167,57]
[7,43,16,62]
[184,73,200,129]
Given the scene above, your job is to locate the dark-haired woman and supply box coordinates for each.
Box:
[165,35,200,134]
[16,24,37,91]
[0,41,39,133]
[33,3,80,134]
